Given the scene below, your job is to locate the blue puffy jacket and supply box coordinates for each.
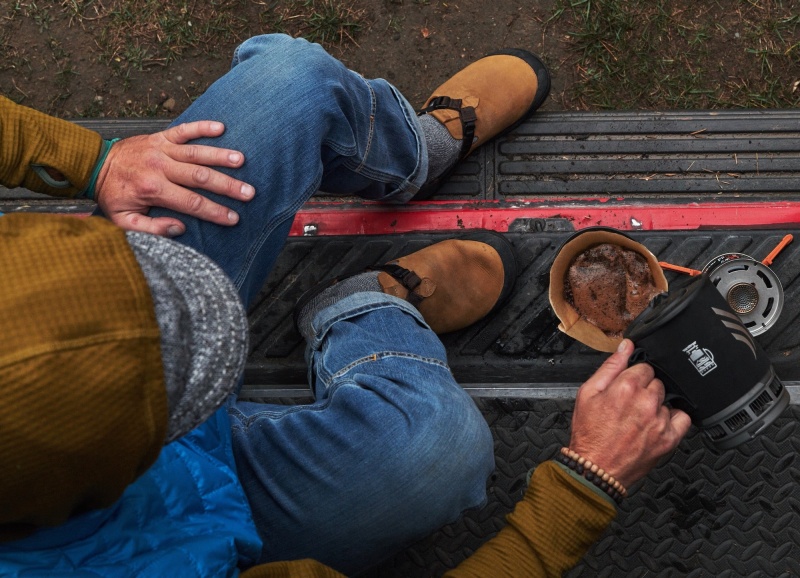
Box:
[0,408,262,577]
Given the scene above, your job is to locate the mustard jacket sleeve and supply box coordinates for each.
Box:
[240,559,345,578]
[0,96,102,197]
[239,461,616,578]
[442,460,617,578]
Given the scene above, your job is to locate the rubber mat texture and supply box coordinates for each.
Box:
[243,228,800,392]
[364,399,800,578]
[410,110,800,200]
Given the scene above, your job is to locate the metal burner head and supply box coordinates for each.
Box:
[702,253,783,336]
[727,282,760,314]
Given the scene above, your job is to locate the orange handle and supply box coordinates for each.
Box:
[762,234,793,267]
[658,261,702,276]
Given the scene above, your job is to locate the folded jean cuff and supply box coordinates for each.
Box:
[308,292,429,351]
[380,83,429,203]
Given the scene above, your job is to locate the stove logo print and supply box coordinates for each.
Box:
[683,341,717,376]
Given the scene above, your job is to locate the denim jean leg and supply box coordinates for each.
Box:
[141,33,428,307]
[230,293,494,575]
[97,33,489,573]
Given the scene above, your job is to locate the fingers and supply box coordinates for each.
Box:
[652,403,691,456]
[166,141,247,171]
[109,211,186,238]
[669,407,692,438]
[163,120,227,144]
[162,121,246,170]
[571,339,692,487]
[157,122,254,202]
[582,339,638,393]
[150,183,241,227]
[165,159,255,202]
[646,376,667,406]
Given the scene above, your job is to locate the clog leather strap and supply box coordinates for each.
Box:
[417,96,476,160]
[373,263,424,307]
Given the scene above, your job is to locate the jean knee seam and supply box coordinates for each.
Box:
[352,76,377,174]
[229,375,373,430]
[321,351,450,387]
[229,396,337,429]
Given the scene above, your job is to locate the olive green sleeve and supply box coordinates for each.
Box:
[441,460,617,578]
[0,96,102,197]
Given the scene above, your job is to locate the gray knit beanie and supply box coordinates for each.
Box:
[125,232,248,443]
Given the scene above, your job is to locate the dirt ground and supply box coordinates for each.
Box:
[0,0,798,119]
[339,0,564,109]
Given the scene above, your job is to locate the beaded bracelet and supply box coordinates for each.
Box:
[556,447,628,504]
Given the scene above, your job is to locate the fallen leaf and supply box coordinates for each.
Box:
[421,27,431,39]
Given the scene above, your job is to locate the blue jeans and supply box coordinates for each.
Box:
[151,35,494,574]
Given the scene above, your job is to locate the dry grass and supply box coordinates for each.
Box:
[550,0,800,109]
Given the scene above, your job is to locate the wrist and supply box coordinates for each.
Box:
[555,447,627,505]
[552,461,618,507]
[81,138,120,201]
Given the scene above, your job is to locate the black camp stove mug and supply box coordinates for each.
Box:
[624,273,789,451]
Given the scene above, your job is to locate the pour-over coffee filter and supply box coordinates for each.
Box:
[549,229,668,352]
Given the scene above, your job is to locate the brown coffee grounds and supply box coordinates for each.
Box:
[564,243,662,338]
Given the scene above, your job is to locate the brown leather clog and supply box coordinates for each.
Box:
[295,230,517,335]
[415,49,551,199]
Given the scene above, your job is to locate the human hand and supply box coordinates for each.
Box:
[568,338,691,488]
[94,121,255,237]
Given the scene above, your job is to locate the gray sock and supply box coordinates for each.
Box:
[296,271,382,341]
[419,114,462,182]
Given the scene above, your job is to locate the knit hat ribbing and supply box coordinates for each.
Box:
[126,231,248,443]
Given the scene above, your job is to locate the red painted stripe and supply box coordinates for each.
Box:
[289,199,800,236]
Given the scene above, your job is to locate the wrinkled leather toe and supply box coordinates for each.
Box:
[375,230,517,333]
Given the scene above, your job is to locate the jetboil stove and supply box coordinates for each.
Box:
[627,235,795,450]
